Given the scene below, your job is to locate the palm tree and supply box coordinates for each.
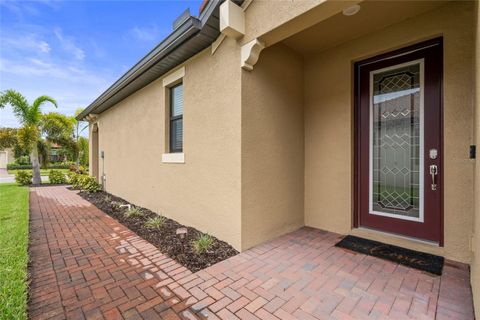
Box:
[0,89,58,184]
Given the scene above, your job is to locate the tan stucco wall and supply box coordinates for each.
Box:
[91,37,243,250]
[241,43,305,250]
[471,0,480,315]
[243,0,320,44]
[304,1,476,262]
[242,0,360,47]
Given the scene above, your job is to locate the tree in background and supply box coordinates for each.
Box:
[0,90,74,184]
[78,136,89,167]
[0,90,58,184]
[73,108,88,170]
[0,127,31,162]
[0,127,17,149]
[36,139,50,168]
[41,112,77,164]
[1,128,31,161]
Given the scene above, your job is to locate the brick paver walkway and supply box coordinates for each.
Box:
[29,186,475,319]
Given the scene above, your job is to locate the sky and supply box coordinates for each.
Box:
[0,0,203,132]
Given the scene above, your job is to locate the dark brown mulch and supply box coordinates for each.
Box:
[77,190,238,272]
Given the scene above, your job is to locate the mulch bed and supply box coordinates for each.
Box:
[77,190,238,272]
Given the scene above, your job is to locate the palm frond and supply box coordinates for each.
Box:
[0,89,31,124]
[74,107,84,117]
[32,95,58,110]
[41,112,74,138]
[30,95,57,125]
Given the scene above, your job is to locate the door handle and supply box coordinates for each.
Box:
[429,164,438,191]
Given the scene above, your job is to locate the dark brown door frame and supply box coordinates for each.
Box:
[353,37,444,246]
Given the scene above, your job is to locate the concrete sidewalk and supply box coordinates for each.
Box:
[0,169,48,183]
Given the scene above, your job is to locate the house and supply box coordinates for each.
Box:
[0,147,14,169]
[77,0,480,313]
[49,143,64,162]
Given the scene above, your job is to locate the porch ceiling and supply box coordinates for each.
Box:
[282,0,448,57]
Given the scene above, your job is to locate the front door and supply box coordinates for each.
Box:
[355,38,443,243]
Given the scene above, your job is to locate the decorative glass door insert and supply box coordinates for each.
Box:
[369,60,424,222]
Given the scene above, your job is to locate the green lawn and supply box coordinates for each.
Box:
[0,184,29,320]
[8,168,69,176]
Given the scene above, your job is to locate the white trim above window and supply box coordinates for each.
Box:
[162,67,185,87]
[162,153,185,164]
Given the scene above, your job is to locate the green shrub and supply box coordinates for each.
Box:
[51,163,75,169]
[15,156,30,165]
[111,201,122,209]
[7,162,74,170]
[67,172,82,188]
[124,207,143,218]
[67,173,101,192]
[68,172,84,189]
[15,171,32,185]
[68,164,87,174]
[192,234,214,254]
[81,176,102,193]
[145,216,166,229]
[48,170,67,184]
[7,164,32,170]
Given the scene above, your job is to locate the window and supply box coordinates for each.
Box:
[169,83,183,153]
[162,67,185,163]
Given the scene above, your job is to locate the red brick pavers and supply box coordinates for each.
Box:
[29,186,197,319]
[29,186,475,319]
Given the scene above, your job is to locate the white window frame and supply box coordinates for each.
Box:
[162,67,185,164]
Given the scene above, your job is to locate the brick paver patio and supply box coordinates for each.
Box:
[29,186,475,319]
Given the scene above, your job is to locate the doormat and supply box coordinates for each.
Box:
[335,235,444,275]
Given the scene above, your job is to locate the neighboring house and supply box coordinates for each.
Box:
[49,143,64,162]
[0,147,14,169]
[77,0,480,313]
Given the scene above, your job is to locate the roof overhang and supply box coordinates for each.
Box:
[77,0,238,121]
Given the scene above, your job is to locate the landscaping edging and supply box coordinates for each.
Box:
[76,190,238,272]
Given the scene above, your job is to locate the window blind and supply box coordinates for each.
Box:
[170,84,183,152]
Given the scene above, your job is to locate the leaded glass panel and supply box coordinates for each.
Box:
[370,61,423,220]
